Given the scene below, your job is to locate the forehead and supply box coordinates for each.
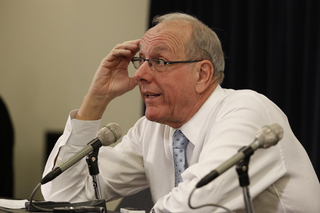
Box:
[140,21,192,58]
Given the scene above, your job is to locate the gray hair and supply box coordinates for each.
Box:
[153,13,225,83]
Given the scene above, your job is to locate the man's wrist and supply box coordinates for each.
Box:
[75,94,110,120]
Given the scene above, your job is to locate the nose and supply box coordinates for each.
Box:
[133,60,153,83]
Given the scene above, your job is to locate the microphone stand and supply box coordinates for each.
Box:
[86,148,103,200]
[236,147,254,213]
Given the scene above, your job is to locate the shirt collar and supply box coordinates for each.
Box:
[180,84,226,146]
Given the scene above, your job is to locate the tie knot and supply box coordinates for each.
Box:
[173,130,189,149]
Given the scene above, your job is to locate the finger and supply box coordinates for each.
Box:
[122,39,140,47]
[115,39,140,51]
[114,40,140,55]
[99,39,141,69]
[105,42,138,60]
[114,48,136,56]
[127,77,139,91]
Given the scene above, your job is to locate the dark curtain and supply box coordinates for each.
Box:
[149,0,320,177]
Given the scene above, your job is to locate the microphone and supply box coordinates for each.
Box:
[41,123,122,185]
[196,123,283,188]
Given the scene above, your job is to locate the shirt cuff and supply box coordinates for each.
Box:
[67,109,102,146]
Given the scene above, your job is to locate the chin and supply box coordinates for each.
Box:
[145,112,158,122]
[144,108,163,123]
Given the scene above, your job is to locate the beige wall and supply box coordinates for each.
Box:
[0,0,149,210]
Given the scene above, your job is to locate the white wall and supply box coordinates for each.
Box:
[0,0,149,210]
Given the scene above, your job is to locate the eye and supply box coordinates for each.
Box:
[156,59,165,66]
[138,57,145,64]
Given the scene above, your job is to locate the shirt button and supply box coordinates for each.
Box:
[55,160,62,167]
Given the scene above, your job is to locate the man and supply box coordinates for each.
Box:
[42,13,320,212]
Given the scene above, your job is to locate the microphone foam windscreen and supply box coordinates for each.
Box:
[98,123,123,146]
[256,123,284,148]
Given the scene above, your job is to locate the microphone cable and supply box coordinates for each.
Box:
[188,187,234,213]
[29,183,52,212]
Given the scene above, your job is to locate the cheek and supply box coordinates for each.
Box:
[155,68,198,103]
[164,76,197,104]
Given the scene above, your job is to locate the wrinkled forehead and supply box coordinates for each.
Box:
[140,21,192,58]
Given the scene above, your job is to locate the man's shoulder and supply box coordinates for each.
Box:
[220,88,269,103]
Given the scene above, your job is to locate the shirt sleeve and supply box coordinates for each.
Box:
[42,110,102,201]
[41,110,148,202]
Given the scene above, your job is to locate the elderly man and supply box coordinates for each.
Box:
[42,13,320,212]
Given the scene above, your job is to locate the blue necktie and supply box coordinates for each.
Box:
[172,129,189,187]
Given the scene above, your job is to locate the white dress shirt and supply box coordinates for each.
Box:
[42,85,320,212]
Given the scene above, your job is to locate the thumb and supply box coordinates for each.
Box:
[128,77,139,91]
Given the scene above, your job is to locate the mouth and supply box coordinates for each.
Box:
[145,93,161,99]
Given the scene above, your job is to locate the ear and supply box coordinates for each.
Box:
[195,60,214,94]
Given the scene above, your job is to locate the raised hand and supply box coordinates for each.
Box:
[76,39,140,120]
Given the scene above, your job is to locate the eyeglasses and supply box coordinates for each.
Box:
[131,57,203,72]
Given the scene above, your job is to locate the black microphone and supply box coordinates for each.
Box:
[41,123,122,185]
[196,123,283,188]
